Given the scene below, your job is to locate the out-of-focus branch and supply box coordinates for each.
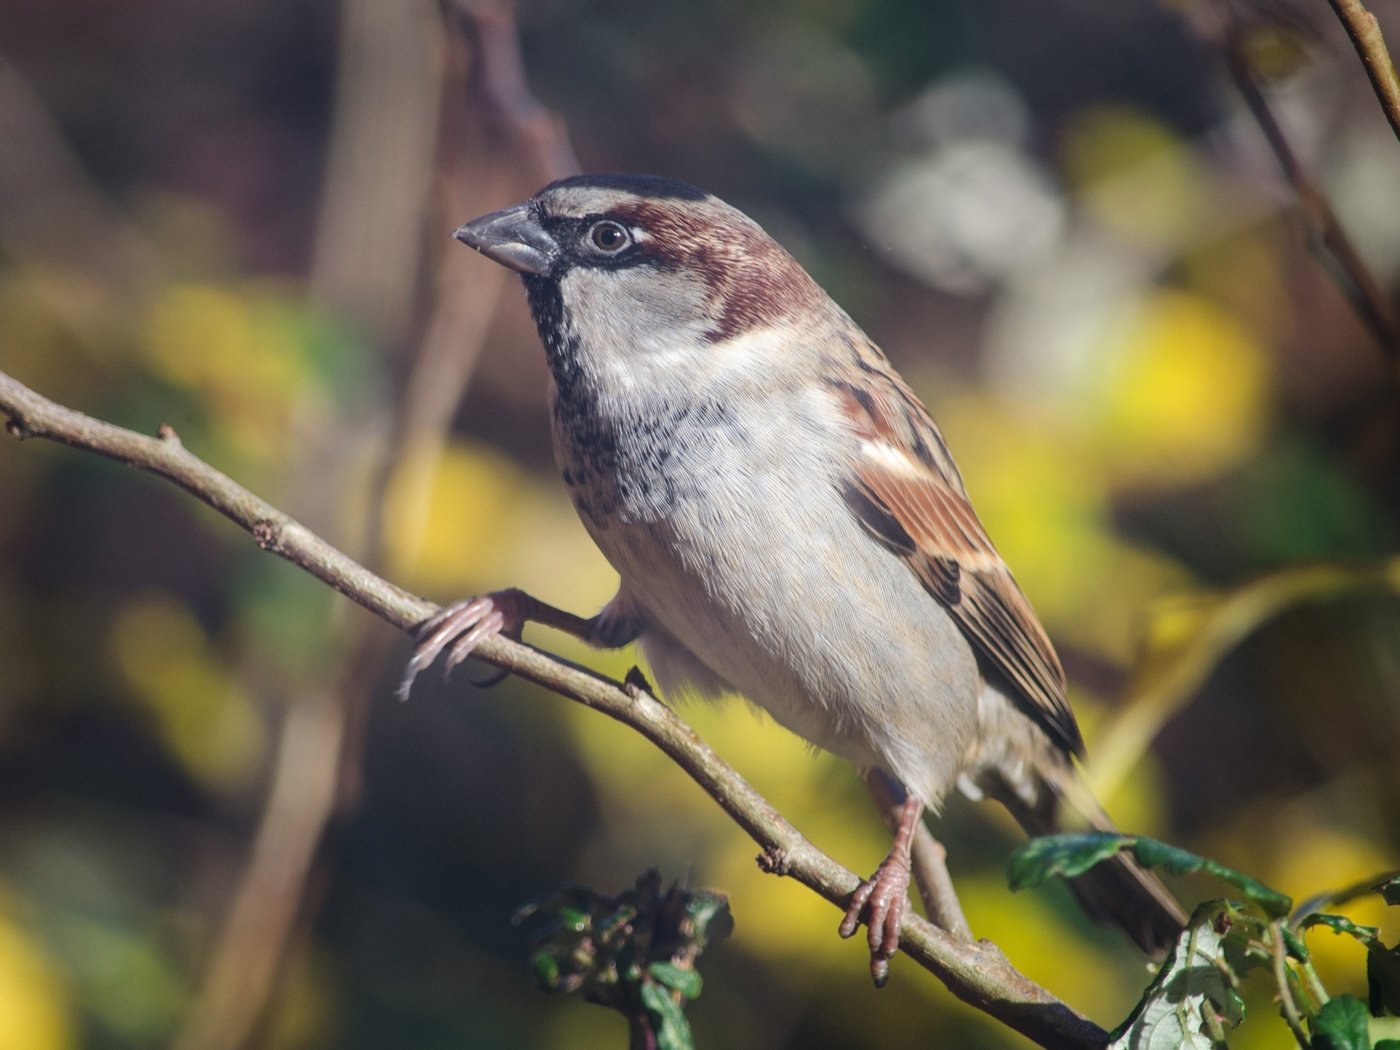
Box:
[0,370,1109,1049]
[182,4,583,1044]
[180,4,471,1044]
[309,0,445,344]
[443,0,581,182]
[171,689,345,1050]
[367,0,586,563]
[1209,14,1400,364]
[1088,559,1400,802]
[1326,0,1400,144]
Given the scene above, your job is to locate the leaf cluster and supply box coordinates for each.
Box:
[514,870,734,1050]
[1010,834,1400,1048]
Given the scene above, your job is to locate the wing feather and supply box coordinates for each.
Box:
[827,342,1083,757]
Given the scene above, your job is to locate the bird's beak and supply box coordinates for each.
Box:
[454,204,557,275]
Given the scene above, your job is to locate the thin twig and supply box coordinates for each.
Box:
[1326,0,1400,144]
[1270,921,1311,1047]
[1088,558,1400,801]
[369,0,581,564]
[445,0,581,182]
[0,370,1109,1049]
[1219,18,1400,364]
[176,6,452,1045]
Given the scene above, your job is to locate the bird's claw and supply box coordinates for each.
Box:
[838,852,912,987]
[398,589,526,701]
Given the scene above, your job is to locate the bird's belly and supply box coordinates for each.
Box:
[564,438,982,805]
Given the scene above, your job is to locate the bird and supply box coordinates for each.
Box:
[401,172,1186,984]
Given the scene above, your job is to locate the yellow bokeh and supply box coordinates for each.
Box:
[383,438,536,592]
[0,891,73,1050]
[932,389,1191,661]
[1061,106,1206,247]
[144,282,324,466]
[933,390,1107,612]
[108,592,264,791]
[957,872,1147,1019]
[1090,289,1270,486]
[1273,826,1399,995]
[559,667,887,970]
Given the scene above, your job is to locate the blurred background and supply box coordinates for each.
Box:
[1,0,1398,1046]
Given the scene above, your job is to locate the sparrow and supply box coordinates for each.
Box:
[402,173,1186,983]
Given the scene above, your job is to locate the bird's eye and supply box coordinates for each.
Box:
[588,220,631,253]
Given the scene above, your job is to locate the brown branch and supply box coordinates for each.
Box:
[445,0,581,182]
[0,370,1110,1048]
[178,6,455,1044]
[1178,1,1400,363]
[308,0,445,344]
[171,689,346,1050]
[1217,17,1400,365]
[1327,0,1400,144]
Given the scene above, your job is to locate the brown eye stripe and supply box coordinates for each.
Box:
[604,200,824,341]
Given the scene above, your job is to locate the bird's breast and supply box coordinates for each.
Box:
[549,381,982,799]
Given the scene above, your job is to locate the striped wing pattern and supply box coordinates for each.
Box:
[827,338,1083,757]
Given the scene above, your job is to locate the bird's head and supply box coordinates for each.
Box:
[455,174,831,376]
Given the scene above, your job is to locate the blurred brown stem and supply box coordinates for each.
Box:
[171,690,345,1050]
[0,370,1109,1048]
[1326,0,1400,144]
[178,3,584,1046]
[443,0,581,181]
[1218,17,1400,365]
[177,5,451,1047]
[1088,558,1400,803]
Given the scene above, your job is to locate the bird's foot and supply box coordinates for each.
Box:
[838,847,913,987]
[398,589,529,700]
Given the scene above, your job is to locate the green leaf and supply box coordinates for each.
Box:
[1128,838,1206,874]
[1130,839,1292,918]
[649,961,703,1000]
[1310,995,1370,1050]
[1370,943,1400,1016]
[1282,926,1311,962]
[1008,833,1134,890]
[640,981,694,1050]
[684,893,735,944]
[1109,902,1245,1050]
[531,950,561,990]
[1009,834,1292,918]
[556,906,591,933]
[1380,876,1400,908]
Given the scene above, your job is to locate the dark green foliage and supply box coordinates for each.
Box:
[1012,836,1400,1048]
[1008,833,1291,916]
[515,871,733,1050]
[1311,997,1371,1050]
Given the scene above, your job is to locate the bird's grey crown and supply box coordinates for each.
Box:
[538,173,709,203]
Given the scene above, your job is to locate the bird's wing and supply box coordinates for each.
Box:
[826,337,1083,757]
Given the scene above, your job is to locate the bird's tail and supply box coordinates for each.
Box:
[983,756,1187,955]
